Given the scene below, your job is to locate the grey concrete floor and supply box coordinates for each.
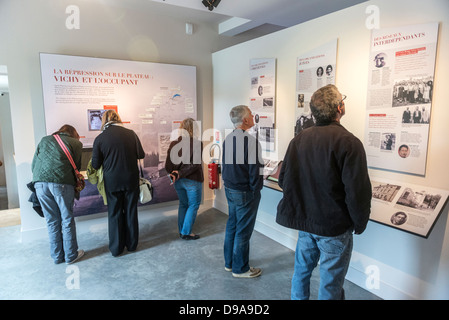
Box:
[0,206,380,301]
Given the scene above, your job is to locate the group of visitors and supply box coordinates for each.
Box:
[31,84,372,300]
[31,110,145,263]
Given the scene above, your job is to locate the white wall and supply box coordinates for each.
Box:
[0,93,19,207]
[0,0,262,239]
[2,0,449,300]
[212,0,449,299]
[0,99,6,186]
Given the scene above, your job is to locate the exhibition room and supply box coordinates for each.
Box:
[0,0,448,303]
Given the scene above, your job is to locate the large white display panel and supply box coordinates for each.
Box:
[40,53,197,147]
[39,53,197,216]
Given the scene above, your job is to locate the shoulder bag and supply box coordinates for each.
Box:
[139,160,153,204]
[53,134,85,193]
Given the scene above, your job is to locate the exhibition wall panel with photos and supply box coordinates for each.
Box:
[213,0,449,299]
[370,178,448,238]
[39,53,197,216]
[249,58,276,151]
[364,22,439,176]
[294,39,337,136]
[255,24,448,239]
[363,22,449,238]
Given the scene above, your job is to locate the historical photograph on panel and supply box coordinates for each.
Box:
[396,187,442,212]
[369,178,449,238]
[372,181,401,203]
[87,109,106,131]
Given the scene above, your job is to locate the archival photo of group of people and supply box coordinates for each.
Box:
[393,77,433,107]
[394,76,433,125]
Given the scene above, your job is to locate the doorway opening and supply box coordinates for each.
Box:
[0,65,20,227]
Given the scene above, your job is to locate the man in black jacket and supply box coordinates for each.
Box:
[276,85,372,299]
[222,105,264,278]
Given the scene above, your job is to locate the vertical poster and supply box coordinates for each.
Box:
[295,39,338,135]
[364,22,439,176]
[249,58,276,151]
[39,53,197,216]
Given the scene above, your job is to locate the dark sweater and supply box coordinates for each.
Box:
[221,129,264,192]
[276,122,372,236]
[165,136,204,183]
[92,125,145,192]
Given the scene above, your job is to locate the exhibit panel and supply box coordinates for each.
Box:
[249,58,276,151]
[39,53,197,216]
[370,178,448,238]
[213,0,449,300]
[294,39,337,136]
[364,22,439,176]
[260,41,338,184]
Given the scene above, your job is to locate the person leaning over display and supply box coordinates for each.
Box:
[32,124,84,264]
[276,84,372,300]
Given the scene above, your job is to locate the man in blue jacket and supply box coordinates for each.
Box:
[276,85,372,299]
[222,105,264,278]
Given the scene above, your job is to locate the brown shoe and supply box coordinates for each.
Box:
[232,267,262,278]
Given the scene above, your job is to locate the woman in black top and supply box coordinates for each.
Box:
[92,110,145,256]
[165,118,204,240]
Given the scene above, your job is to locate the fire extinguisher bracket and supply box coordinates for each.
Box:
[208,144,221,189]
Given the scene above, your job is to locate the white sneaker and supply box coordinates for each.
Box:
[225,267,232,272]
[232,267,262,278]
[67,250,85,264]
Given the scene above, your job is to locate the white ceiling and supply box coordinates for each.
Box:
[0,0,369,93]
[147,0,369,36]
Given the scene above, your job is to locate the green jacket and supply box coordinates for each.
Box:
[32,133,83,186]
[87,159,107,205]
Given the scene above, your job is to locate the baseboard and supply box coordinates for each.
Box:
[213,197,298,250]
[346,251,418,300]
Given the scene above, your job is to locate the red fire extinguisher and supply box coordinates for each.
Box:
[208,161,220,189]
[208,144,221,189]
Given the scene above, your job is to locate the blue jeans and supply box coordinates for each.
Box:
[174,178,202,235]
[35,182,78,264]
[224,187,261,274]
[291,229,353,300]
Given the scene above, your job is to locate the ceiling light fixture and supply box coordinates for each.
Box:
[202,0,221,11]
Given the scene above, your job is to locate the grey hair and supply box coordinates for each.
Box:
[229,105,250,128]
[310,84,341,124]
